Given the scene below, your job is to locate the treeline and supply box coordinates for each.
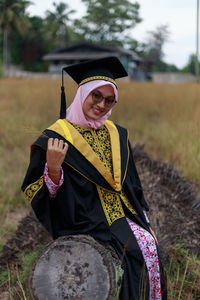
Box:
[0,0,196,73]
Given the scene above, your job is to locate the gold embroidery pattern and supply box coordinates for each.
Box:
[79,76,117,87]
[24,176,44,203]
[97,186,125,226]
[72,124,113,174]
[71,123,137,225]
[120,190,137,215]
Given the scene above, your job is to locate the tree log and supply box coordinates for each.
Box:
[29,235,123,300]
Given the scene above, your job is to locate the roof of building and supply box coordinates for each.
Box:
[43,42,141,62]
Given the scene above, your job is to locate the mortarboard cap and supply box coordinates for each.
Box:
[60,56,128,119]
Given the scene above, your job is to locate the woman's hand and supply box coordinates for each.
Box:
[46,138,69,184]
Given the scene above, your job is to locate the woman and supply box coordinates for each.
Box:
[22,56,167,299]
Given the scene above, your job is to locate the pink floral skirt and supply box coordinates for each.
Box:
[126,217,162,300]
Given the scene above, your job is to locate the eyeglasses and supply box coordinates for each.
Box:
[91,90,116,108]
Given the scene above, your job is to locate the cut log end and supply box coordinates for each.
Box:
[29,235,123,300]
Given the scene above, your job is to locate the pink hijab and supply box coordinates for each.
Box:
[66,80,118,129]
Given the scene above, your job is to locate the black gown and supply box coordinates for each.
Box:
[22,119,167,299]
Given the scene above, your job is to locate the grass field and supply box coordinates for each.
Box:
[0,78,200,299]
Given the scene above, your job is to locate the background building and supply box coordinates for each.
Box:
[43,42,152,81]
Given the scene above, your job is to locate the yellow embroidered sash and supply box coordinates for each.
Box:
[48,119,121,191]
[47,119,137,226]
[69,122,137,226]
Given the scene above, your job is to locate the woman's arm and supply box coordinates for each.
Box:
[44,163,64,198]
[46,138,68,184]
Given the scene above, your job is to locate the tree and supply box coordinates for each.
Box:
[44,2,76,49]
[20,16,50,71]
[126,38,146,56]
[73,0,141,46]
[0,0,31,76]
[181,54,196,74]
[144,24,170,71]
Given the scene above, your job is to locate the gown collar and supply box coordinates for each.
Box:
[46,119,129,192]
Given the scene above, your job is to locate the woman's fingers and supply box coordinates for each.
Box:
[53,138,59,148]
[47,139,69,171]
[63,142,69,154]
[47,138,69,156]
[58,139,64,149]
[48,138,54,148]
[48,138,67,150]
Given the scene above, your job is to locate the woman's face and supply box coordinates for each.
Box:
[82,85,115,120]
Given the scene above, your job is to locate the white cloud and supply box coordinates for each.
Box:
[132,0,197,68]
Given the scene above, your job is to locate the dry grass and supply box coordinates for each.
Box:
[115,80,200,181]
[0,78,200,298]
[1,78,199,182]
[0,78,199,235]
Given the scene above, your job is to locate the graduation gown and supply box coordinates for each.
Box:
[22,119,167,299]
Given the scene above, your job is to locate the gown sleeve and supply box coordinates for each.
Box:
[44,163,64,198]
[21,145,56,237]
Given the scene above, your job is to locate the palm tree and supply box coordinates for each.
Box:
[0,0,31,76]
[44,2,76,49]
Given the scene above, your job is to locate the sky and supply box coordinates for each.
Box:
[27,0,197,69]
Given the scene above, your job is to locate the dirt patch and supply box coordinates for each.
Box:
[4,206,30,227]
[0,211,52,269]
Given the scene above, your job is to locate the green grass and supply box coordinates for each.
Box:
[0,269,9,287]
[167,242,200,299]
[0,245,45,299]
[19,246,44,283]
